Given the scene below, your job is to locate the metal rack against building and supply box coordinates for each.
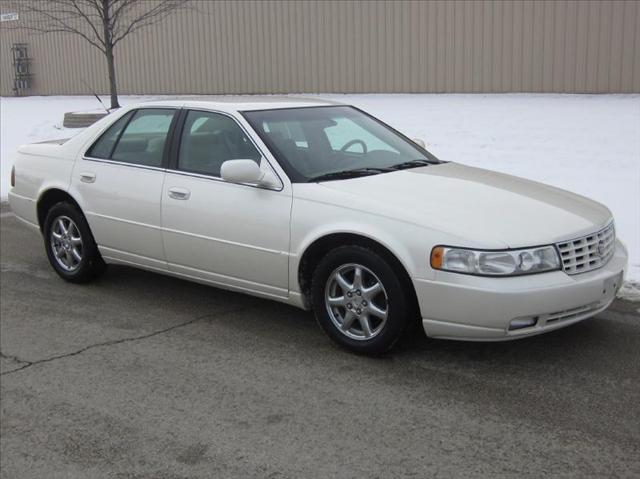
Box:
[12,43,32,95]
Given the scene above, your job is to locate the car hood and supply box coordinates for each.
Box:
[299,162,612,249]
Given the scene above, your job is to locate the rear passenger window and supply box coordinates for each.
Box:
[111,109,176,167]
[86,111,133,159]
[178,111,261,177]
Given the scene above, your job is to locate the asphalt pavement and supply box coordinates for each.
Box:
[1,202,639,478]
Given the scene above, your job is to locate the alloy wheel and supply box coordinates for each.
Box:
[50,215,83,272]
[324,263,389,340]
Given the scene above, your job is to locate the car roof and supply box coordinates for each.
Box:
[132,95,344,113]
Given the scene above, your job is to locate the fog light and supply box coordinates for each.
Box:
[509,317,538,331]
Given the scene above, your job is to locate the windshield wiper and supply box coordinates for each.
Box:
[309,167,393,182]
[390,159,433,170]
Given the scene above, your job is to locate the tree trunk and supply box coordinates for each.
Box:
[105,45,119,110]
[101,0,119,110]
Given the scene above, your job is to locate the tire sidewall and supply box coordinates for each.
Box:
[311,245,408,355]
[43,202,103,282]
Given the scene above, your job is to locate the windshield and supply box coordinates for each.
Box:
[242,106,441,182]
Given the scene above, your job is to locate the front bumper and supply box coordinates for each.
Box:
[414,239,628,341]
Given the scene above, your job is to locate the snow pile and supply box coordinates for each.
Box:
[617,281,640,303]
[1,94,638,296]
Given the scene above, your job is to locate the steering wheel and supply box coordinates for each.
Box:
[340,139,367,153]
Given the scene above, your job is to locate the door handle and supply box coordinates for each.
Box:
[79,172,96,183]
[168,187,191,200]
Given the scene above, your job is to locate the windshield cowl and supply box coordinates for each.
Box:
[309,167,396,182]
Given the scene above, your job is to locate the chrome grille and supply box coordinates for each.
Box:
[556,223,615,275]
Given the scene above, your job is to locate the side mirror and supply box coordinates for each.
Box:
[413,138,426,148]
[220,159,280,189]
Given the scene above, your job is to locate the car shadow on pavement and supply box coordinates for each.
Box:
[99,264,634,374]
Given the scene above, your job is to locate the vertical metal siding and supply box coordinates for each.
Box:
[1,0,639,96]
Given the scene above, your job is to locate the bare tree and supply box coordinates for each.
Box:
[9,0,189,109]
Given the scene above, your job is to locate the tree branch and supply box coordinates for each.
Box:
[5,0,107,52]
[6,0,190,50]
[69,0,105,46]
[111,0,189,46]
[13,26,107,54]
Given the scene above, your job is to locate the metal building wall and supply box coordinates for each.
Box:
[1,0,639,96]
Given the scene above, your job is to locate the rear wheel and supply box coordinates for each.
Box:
[43,202,106,283]
[311,245,409,355]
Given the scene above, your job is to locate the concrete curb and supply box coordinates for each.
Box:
[63,112,107,128]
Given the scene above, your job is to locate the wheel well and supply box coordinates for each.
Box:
[298,233,420,317]
[37,189,81,231]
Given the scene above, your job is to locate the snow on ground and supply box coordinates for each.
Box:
[1,94,639,294]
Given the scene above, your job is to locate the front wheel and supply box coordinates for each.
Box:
[43,202,106,283]
[311,245,409,355]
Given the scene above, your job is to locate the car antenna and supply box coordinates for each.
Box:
[81,78,110,114]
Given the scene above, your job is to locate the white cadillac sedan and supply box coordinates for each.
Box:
[9,97,627,354]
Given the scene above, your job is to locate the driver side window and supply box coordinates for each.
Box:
[324,118,398,153]
[178,111,261,177]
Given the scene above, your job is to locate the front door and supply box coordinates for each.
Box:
[161,109,291,298]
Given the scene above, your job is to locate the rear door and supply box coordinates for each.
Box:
[71,108,178,269]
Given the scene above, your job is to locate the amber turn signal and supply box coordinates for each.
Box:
[430,246,444,270]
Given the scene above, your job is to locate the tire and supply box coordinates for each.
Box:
[311,245,409,355]
[43,201,106,283]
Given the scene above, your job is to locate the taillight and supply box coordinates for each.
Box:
[10,165,15,187]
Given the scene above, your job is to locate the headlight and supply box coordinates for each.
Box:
[430,245,560,276]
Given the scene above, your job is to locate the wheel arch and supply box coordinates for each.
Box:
[297,232,420,319]
[36,188,83,232]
